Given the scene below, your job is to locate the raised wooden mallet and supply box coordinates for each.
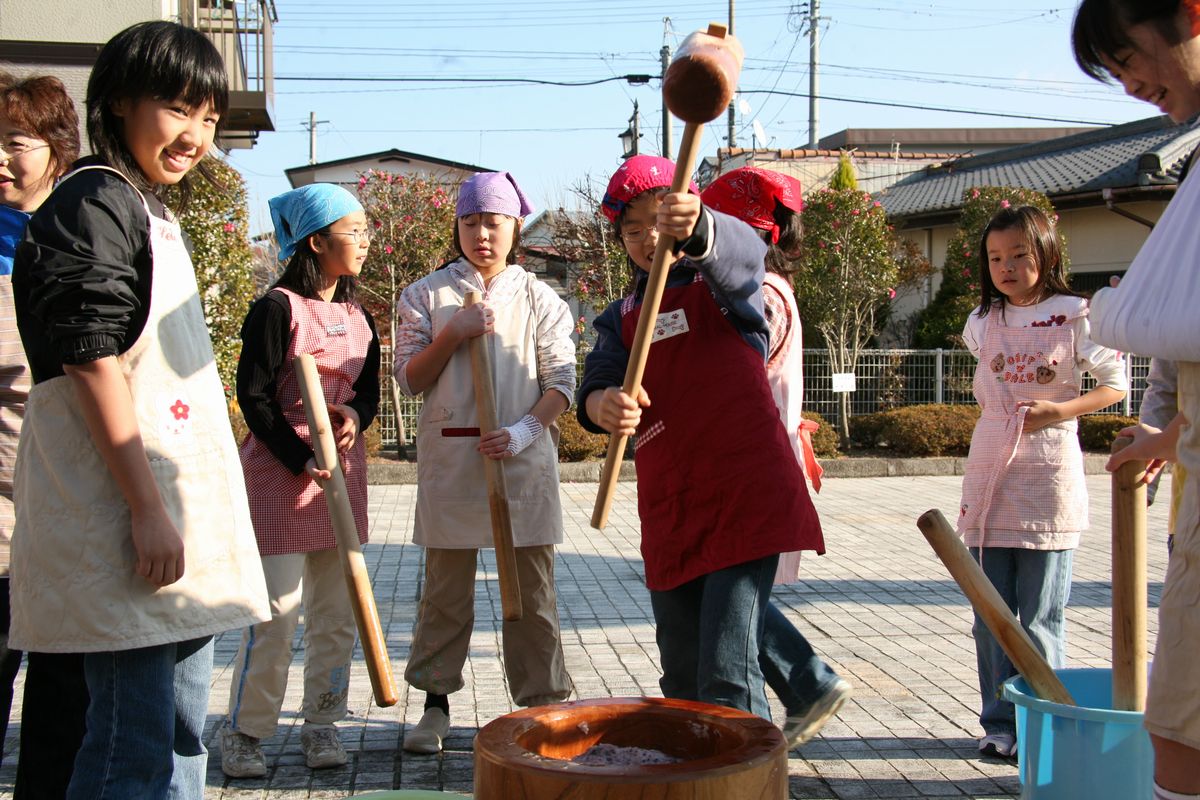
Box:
[591,23,745,529]
[917,509,1075,706]
[464,290,522,622]
[1110,437,1148,711]
[294,353,398,707]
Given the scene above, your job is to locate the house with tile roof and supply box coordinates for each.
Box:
[876,115,1200,343]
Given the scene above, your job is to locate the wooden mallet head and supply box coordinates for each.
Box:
[662,23,745,124]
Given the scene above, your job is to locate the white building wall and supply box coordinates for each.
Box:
[0,0,173,43]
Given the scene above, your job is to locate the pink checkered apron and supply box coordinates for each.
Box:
[239,288,372,556]
[957,308,1088,549]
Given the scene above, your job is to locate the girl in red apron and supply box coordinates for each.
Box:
[394,171,574,754]
[700,167,850,747]
[219,183,380,778]
[958,205,1126,759]
[0,71,90,798]
[579,155,823,725]
[10,22,270,799]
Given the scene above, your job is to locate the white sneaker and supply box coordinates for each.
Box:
[403,707,450,754]
[978,732,1017,759]
[782,677,853,748]
[301,722,348,769]
[220,724,267,778]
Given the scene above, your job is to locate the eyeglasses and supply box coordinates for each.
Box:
[620,226,656,243]
[322,229,372,244]
[0,141,50,163]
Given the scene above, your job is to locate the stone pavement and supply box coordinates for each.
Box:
[0,473,1172,799]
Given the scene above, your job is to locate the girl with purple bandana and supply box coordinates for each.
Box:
[393,171,575,753]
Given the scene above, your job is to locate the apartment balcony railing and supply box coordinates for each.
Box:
[180,0,276,147]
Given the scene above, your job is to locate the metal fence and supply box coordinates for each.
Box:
[376,346,1151,448]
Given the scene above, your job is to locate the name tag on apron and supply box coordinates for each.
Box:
[651,309,689,343]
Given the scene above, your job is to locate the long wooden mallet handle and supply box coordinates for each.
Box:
[294,353,398,708]
[463,291,522,622]
[917,509,1075,706]
[1110,437,1148,711]
[592,23,744,530]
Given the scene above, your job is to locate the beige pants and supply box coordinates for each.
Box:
[405,546,572,706]
[226,550,356,738]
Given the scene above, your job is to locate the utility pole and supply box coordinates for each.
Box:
[727,0,736,149]
[661,44,672,157]
[304,111,330,165]
[807,0,820,149]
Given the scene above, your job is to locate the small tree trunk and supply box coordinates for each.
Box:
[838,392,851,450]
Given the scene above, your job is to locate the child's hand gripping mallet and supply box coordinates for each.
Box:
[916,509,1075,705]
[294,353,399,707]
[464,291,522,622]
[591,23,745,530]
[1110,436,1148,711]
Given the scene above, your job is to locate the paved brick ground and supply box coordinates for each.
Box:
[0,473,1172,799]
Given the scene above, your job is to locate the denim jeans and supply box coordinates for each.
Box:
[759,600,840,717]
[649,554,777,719]
[68,636,214,800]
[972,547,1072,736]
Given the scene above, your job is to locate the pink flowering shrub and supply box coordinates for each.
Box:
[912,186,1065,348]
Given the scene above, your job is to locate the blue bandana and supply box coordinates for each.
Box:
[269,184,363,262]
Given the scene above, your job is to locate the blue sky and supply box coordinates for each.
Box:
[226,1,1152,236]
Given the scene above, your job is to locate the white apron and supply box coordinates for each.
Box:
[413,264,563,548]
[9,165,270,653]
[957,307,1088,550]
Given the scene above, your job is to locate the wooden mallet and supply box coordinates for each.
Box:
[916,509,1075,706]
[294,353,398,707]
[464,290,522,622]
[1110,437,1148,711]
[591,23,745,530]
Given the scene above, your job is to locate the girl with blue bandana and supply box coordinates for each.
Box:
[394,171,575,754]
[219,183,380,778]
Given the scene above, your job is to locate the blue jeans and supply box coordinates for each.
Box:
[68,636,214,800]
[972,547,1072,736]
[759,600,840,717]
[649,554,777,719]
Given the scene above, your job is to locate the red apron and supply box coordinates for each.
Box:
[621,273,823,591]
[239,287,372,556]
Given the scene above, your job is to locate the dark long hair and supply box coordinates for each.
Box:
[977,205,1084,318]
[763,201,804,278]
[272,225,358,303]
[86,21,228,208]
[1072,0,1185,81]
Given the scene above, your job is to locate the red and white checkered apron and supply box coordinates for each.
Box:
[957,308,1088,549]
[240,288,372,555]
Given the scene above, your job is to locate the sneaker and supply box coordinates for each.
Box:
[220,724,267,778]
[782,677,853,748]
[403,707,450,754]
[978,733,1017,759]
[301,722,348,769]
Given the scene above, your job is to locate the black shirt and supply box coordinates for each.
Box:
[13,157,162,383]
[236,289,381,475]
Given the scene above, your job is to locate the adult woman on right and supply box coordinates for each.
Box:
[1073,2,1200,797]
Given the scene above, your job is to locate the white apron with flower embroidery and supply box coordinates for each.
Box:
[412,263,563,548]
[957,306,1088,550]
[9,165,270,653]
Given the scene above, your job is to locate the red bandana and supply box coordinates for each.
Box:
[601,155,701,223]
[700,167,803,244]
[1187,0,1200,37]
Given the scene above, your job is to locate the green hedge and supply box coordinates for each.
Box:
[849,404,980,456]
[804,411,840,459]
[557,412,609,462]
[1077,414,1139,452]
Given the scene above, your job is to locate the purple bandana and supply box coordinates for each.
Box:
[456,171,534,218]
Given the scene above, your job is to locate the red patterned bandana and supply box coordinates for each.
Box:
[1187,0,1200,38]
[700,167,803,244]
[601,155,701,223]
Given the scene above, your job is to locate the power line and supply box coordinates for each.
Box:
[274,75,653,87]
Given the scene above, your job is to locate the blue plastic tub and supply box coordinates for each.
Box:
[1002,667,1153,799]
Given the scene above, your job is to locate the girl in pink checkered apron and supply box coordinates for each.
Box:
[219,184,380,778]
[958,204,1126,759]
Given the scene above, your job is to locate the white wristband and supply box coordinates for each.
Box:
[504,414,544,456]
